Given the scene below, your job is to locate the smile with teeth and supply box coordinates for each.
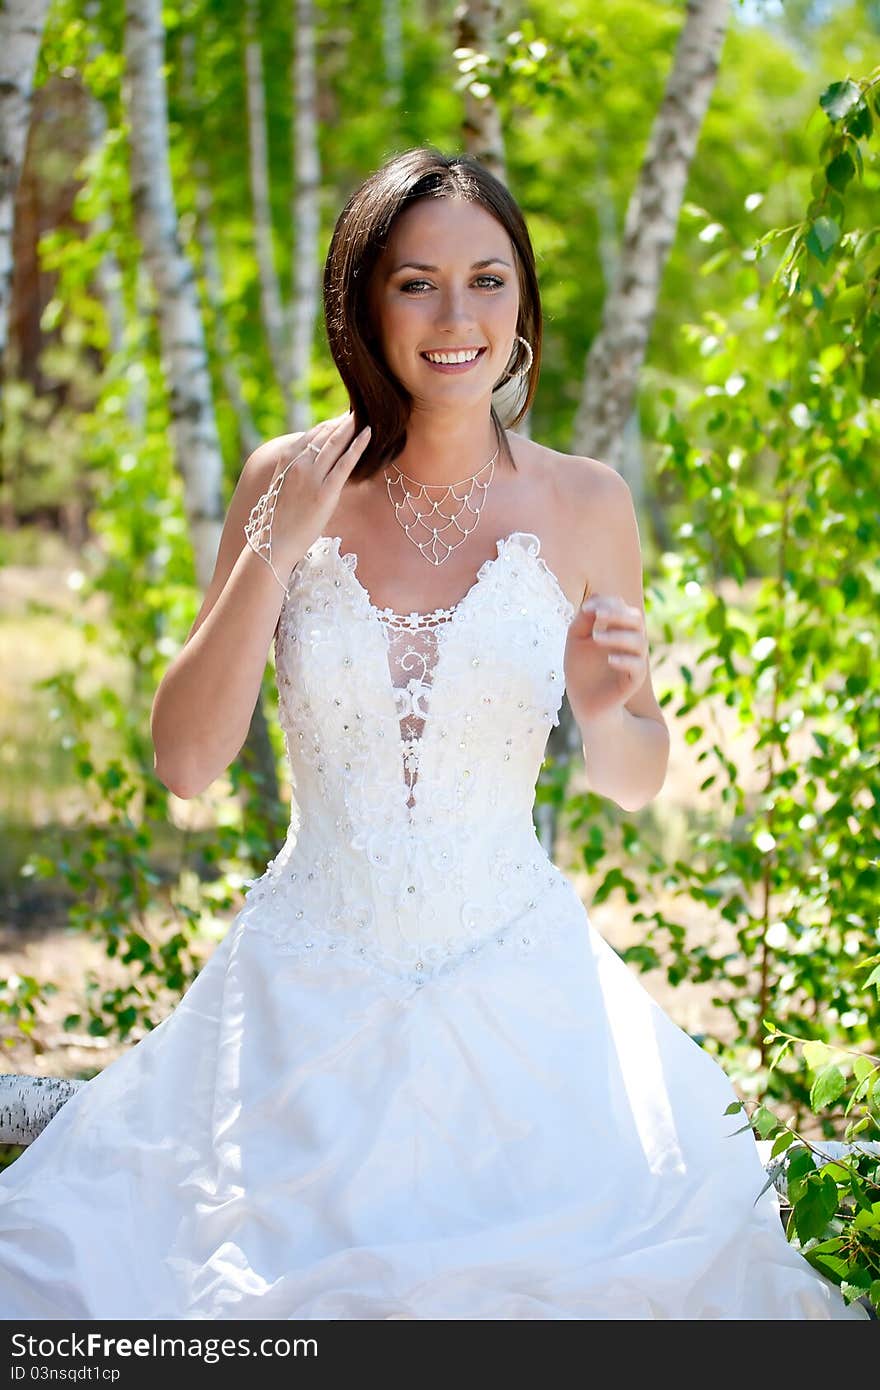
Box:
[421,347,486,365]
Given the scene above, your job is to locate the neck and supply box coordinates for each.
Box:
[388,402,503,486]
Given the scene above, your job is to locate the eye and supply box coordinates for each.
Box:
[400,276,505,294]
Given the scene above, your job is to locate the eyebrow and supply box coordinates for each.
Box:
[388,257,512,275]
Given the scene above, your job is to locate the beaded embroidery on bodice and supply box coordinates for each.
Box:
[240,530,585,991]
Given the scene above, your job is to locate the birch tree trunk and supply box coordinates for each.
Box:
[244,0,293,420]
[380,0,405,112]
[84,4,143,434]
[454,0,505,182]
[179,31,261,461]
[287,0,321,431]
[0,1074,85,1146]
[124,0,223,588]
[192,178,262,461]
[571,0,730,473]
[0,0,52,375]
[453,0,529,439]
[544,0,730,852]
[124,0,282,814]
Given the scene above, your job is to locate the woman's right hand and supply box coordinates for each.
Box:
[248,411,372,574]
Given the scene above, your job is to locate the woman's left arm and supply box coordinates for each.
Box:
[563,465,670,813]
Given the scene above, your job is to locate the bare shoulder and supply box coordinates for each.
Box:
[239,432,307,491]
[538,443,666,727]
[512,437,631,586]
[543,444,629,514]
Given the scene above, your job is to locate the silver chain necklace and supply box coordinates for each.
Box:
[383,443,500,566]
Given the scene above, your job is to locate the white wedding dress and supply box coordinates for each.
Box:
[0,530,868,1320]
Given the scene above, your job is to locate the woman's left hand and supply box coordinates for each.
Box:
[563,594,649,721]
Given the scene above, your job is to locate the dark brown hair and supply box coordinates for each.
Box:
[322,146,542,478]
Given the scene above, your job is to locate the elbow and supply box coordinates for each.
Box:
[150,699,208,799]
[151,733,209,800]
[153,755,202,800]
[151,728,239,801]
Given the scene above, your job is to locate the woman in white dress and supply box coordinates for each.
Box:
[0,147,868,1320]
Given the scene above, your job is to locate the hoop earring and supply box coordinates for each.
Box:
[497,333,533,386]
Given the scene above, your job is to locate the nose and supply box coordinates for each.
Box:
[432,286,477,334]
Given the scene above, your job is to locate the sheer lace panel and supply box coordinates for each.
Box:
[291,531,578,818]
[376,607,455,810]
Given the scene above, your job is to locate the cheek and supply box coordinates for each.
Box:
[378,298,423,342]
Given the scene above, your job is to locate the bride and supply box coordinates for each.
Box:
[0,147,867,1320]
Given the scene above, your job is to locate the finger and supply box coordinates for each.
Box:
[606,651,642,671]
[320,414,356,448]
[311,411,350,438]
[592,611,643,635]
[303,414,356,463]
[297,421,339,460]
[584,594,640,613]
[592,628,644,651]
[331,424,371,474]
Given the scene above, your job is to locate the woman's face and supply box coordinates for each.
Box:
[368,197,521,406]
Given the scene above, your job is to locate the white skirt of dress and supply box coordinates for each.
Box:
[0,894,869,1321]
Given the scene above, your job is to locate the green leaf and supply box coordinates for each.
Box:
[813,1253,849,1280]
[853,1056,877,1084]
[810,1065,846,1111]
[793,1173,839,1243]
[810,216,841,255]
[803,1040,831,1070]
[771,1129,797,1158]
[787,1149,819,1203]
[841,1281,870,1303]
[850,100,873,139]
[829,284,866,324]
[825,150,854,192]
[853,1203,880,1232]
[751,1105,781,1139]
[819,79,861,122]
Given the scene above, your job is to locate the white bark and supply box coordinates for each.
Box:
[244,0,293,420]
[179,31,261,460]
[123,0,223,590]
[570,0,731,473]
[454,0,505,182]
[83,3,143,437]
[453,0,526,438]
[287,0,321,432]
[381,0,405,111]
[754,1138,880,1200]
[0,1074,85,1146]
[546,0,730,852]
[195,186,262,460]
[0,0,52,369]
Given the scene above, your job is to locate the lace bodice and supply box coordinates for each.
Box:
[240,530,586,991]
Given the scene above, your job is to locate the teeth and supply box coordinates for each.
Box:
[424,349,482,364]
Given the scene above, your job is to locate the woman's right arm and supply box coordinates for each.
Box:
[150,435,306,799]
[150,412,370,799]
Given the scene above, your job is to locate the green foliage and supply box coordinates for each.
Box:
[726,1005,880,1313]
[571,68,880,1136]
[6,1,880,1108]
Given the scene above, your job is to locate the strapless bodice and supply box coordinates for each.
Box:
[239,531,585,985]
